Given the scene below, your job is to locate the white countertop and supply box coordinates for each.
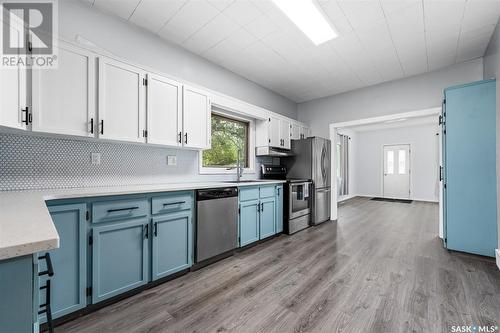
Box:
[0,180,285,261]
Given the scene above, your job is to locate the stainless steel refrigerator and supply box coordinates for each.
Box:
[284,137,331,225]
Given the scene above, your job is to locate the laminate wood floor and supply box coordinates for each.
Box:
[57,197,500,333]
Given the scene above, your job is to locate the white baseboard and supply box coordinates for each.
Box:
[496,249,500,270]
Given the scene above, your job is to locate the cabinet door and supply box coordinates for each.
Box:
[98,57,146,143]
[281,119,291,149]
[239,200,260,247]
[92,218,148,303]
[291,123,301,140]
[259,197,276,239]
[32,42,95,137]
[275,185,283,233]
[39,203,87,322]
[0,19,27,130]
[152,211,192,280]
[147,74,182,146]
[182,85,211,149]
[268,116,281,148]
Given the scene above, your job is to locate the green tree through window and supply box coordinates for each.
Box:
[202,114,249,168]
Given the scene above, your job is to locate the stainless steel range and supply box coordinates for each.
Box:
[261,165,312,234]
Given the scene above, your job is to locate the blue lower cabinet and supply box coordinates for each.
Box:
[239,199,260,246]
[275,185,283,234]
[92,218,149,303]
[0,255,34,333]
[39,204,87,323]
[152,211,192,280]
[259,197,276,239]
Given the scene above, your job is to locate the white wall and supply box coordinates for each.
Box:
[60,0,297,119]
[354,123,440,202]
[298,59,484,138]
[483,17,500,250]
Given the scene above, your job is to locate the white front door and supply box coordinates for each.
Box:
[383,144,410,199]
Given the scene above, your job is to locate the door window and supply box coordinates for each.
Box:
[398,150,406,174]
[387,150,394,174]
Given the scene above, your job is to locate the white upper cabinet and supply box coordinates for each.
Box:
[32,42,95,137]
[281,119,291,149]
[0,20,28,130]
[98,57,146,143]
[146,73,182,147]
[182,85,211,149]
[291,123,301,140]
[268,116,281,148]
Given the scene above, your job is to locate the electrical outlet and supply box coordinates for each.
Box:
[91,152,101,165]
[167,155,177,166]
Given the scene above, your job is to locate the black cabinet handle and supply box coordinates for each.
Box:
[178,132,182,143]
[38,280,54,333]
[107,206,139,213]
[154,222,158,237]
[163,201,185,207]
[21,107,29,124]
[100,119,104,135]
[257,203,260,212]
[144,224,149,239]
[184,132,188,144]
[38,253,54,277]
[261,203,264,211]
[90,118,94,134]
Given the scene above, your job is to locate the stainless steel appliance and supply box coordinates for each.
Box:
[196,188,238,264]
[284,137,331,225]
[261,165,312,234]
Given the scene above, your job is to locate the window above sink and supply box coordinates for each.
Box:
[199,107,256,175]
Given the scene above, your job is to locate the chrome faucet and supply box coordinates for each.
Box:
[236,149,244,182]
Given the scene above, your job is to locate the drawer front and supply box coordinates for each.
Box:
[259,186,276,199]
[239,187,259,202]
[92,198,148,224]
[151,192,193,215]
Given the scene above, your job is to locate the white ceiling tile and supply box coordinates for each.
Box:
[183,13,240,53]
[462,0,500,32]
[158,0,219,44]
[129,0,186,33]
[338,0,386,29]
[206,0,234,11]
[244,16,278,39]
[93,0,141,20]
[319,0,345,20]
[222,1,262,26]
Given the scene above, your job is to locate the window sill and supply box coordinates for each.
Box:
[199,167,255,175]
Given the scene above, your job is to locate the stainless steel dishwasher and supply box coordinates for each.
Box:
[196,187,238,264]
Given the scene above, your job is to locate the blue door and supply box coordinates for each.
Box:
[39,203,87,322]
[260,197,276,239]
[92,218,149,303]
[444,79,497,257]
[152,211,192,280]
[239,200,260,246]
[275,185,283,234]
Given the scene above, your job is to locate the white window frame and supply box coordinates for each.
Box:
[199,108,256,175]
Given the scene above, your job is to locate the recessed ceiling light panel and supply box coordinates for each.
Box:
[271,0,338,45]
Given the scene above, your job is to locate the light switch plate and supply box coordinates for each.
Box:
[91,152,101,165]
[167,155,177,166]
